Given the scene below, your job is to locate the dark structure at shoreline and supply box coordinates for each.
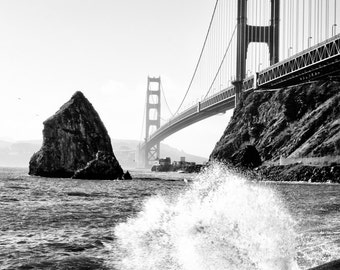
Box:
[151,157,203,173]
[29,91,130,180]
[210,81,340,182]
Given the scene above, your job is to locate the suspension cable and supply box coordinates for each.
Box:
[334,0,337,35]
[139,93,147,142]
[160,81,174,117]
[173,0,220,115]
[204,24,237,99]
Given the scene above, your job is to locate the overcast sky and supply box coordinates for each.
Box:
[0,0,234,158]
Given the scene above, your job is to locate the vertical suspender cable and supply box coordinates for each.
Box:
[220,0,223,90]
[303,0,305,49]
[254,0,257,71]
[320,0,323,41]
[282,0,285,58]
[259,0,262,70]
[226,0,229,87]
[255,0,257,71]
[288,0,290,56]
[222,0,224,88]
[173,0,219,115]
[290,0,293,54]
[314,0,317,45]
[139,95,147,142]
[231,0,234,84]
[326,0,329,38]
[308,0,311,47]
[253,0,255,72]
[160,82,174,117]
[257,0,259,68]
[335,0,337,36]
[288,0,291,56]
[213,4,217,94]
[317,0,320,43]
[271,0,273,62]
[296,0,299,54]
[316,0,318,43]
[234,0,236,81]
[253,0,256,71]
[204,25,237,98]
[264,0,266,68]
[246,0,253,75]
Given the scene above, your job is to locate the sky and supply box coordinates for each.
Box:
[0,0,233,158]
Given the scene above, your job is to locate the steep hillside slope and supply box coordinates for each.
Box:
[112,139,207,168]
[210,81,340,164]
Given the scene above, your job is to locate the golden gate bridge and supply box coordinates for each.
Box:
[138,0,340,167]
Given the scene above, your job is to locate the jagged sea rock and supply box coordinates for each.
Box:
[29,91,124,179]
[73,151,123,180]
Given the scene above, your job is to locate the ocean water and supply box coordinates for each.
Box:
[0,164,339,270]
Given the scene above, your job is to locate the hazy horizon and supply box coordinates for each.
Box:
[0,0,233,158]
[0,137,208,168]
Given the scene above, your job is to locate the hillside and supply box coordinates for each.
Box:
[210,81,340,180]
[112,139,207,168]
[0,139,207,168]
[0,140,41,167]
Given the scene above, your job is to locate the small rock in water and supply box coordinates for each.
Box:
[122,170,132,180]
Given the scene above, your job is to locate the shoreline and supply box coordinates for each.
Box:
[1,165,339,184]
[249,163,340,183]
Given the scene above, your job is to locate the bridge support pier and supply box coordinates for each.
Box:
[234,0,280,102]
[143,76,161,168]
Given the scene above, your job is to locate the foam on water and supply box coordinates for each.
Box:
[115,163,299,270]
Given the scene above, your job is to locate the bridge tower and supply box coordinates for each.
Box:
[144,76,161,167]
[233,0,280,103]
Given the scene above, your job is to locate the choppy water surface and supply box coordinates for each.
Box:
[0,165,339,270]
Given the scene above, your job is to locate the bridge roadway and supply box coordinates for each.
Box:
[142,34,340,150]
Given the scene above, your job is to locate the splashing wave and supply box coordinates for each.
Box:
[115,163,299,270]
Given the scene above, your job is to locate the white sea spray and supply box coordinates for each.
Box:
[115,163,299,270]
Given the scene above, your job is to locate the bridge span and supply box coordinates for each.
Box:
[139,34,340,167]
[139,0,340,167]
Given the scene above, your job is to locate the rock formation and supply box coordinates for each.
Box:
[231,144,262,169]
[29,91,126,179]
[210,81,340,172]
[72,151,123,180]
[122,170,132,180]
[256,164,340,183]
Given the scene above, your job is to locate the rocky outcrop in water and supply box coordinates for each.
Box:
[29,91,126,179]
[210,81,340,180]
[123,170,132,180]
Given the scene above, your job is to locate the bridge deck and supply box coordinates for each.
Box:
[142,34,340,150]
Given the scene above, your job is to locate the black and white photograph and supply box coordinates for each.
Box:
[0,0,340,269]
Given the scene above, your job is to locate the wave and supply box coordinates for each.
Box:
[115,163,299,270]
